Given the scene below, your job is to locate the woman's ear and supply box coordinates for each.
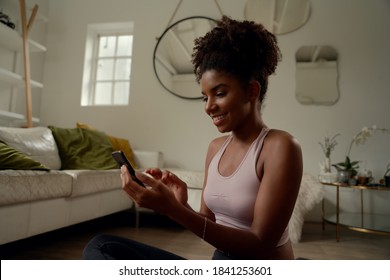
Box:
[248,80,261,102]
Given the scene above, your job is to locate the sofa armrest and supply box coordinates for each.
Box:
[133,150,163,169]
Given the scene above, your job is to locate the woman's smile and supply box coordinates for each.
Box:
[211,113,228,126]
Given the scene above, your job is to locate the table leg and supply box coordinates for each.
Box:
[336,185,340,242]
[360,189,364,227]
[322,199,325,231]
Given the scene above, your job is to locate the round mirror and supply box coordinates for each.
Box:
[244,0,311,35]
[153,16,217,100]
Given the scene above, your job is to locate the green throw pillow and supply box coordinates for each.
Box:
[0,140,50,171]
[48,126,118,170]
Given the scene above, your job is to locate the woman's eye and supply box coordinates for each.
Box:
[202,96,208,102]
[216,92,226,97]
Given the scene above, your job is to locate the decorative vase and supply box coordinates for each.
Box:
[337,170,352,183]
[319,172,338,183]
[324,157,331,173]
[357,176,369,186]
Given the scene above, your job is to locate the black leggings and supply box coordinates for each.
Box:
[83,234,186,260]
[83,234,235,260]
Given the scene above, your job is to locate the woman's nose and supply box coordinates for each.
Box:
[205,98,216,114]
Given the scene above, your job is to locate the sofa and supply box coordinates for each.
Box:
[0,125,323,246]
[0,125,155,245]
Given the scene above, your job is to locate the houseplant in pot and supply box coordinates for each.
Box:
[333,125,389,184]
[332,156,359,183]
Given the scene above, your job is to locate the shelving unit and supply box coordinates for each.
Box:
[0,68,43,88]
[0,109,40,123]
[0,0,46,127]
[0,23,46,53]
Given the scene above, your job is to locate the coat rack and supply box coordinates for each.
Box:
[19,0,38,128]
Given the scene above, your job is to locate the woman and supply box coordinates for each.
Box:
[83,16,302,260]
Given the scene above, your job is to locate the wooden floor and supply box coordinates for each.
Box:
[1,210,389,260]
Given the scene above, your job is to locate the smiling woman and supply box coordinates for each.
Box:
[200,70,256,133]
[84,16,303,260]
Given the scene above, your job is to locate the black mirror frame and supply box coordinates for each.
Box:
[153,16,217,100]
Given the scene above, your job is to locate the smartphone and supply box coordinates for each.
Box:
[112,150,145,187]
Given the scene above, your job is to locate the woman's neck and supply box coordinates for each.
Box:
[231,117,266,145]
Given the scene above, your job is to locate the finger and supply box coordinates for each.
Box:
[161,170,174,180]
[162,170,182,185]
[145,168,163,179]
[135,171,161,189]
[121,165,131,186]
[121,166,145,197]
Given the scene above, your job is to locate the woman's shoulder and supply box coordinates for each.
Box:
[266,128,297,141]
[205,135,230,163]
[265,129,301,153]
[208,135,229,152]
[262,129,303,189]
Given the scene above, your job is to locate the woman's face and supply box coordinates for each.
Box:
[200,70,253,133]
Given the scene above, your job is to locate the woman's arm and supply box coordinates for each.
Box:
[250,130,303,251]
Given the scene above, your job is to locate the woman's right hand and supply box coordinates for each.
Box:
[145,168,188,206]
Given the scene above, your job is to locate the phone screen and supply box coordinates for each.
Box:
[112,151,145,187]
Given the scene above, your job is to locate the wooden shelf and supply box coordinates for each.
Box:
[0,0,45,127]
[0,109,40,123]
[2,0,48,22]
[0,68,43,88]
[0,24,46,53]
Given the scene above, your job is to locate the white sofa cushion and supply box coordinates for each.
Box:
[63,169,122,197]
[0,127,61,170]
[0,170,72,206]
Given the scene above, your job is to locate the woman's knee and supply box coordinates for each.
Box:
[83,234,116,259]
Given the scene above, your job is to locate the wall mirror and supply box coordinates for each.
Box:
[244,0,311,35]
[295,45,339,105]
[153,16,217,100]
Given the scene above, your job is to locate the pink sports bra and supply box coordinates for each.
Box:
[203,128,290,247]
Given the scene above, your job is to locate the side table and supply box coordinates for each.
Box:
[321,182,390,241]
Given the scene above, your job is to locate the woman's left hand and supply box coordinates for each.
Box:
[120,166,181,216]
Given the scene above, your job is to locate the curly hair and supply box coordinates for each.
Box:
[191,16,281,103]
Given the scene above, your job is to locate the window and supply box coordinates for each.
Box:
[81,22,134,106]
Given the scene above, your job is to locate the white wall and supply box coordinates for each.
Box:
[36,0,390,219]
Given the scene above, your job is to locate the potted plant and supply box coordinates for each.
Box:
[332,156,359,183]
[333,125,389,184]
